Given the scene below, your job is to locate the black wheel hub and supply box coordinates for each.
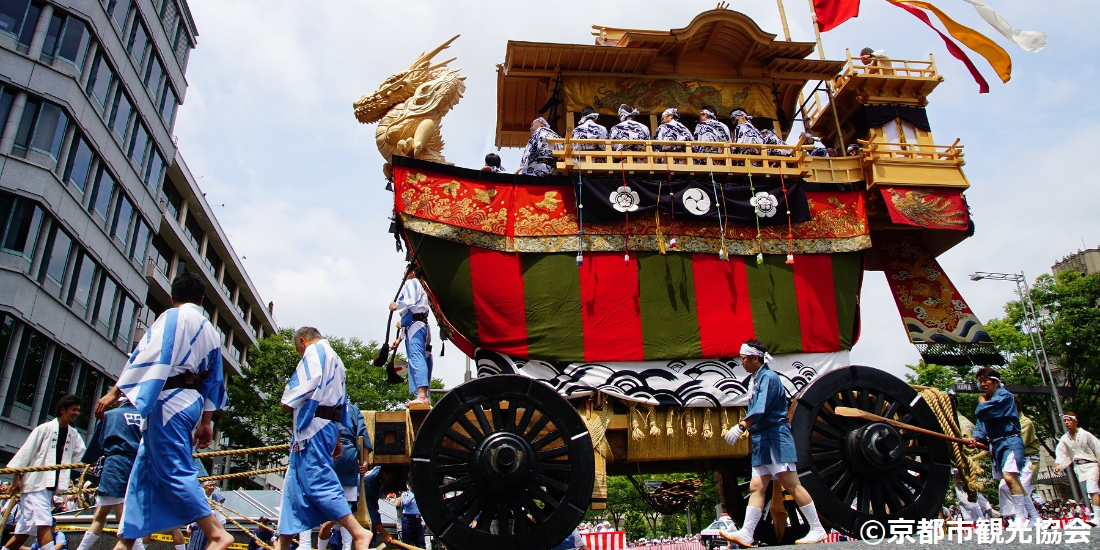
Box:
[845,422,905,477]
[477,432,534,492]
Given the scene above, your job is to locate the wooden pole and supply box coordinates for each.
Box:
[356,436,371,529]
[804,0,847,150]
[776,0,794,41]
[834,407,989,450]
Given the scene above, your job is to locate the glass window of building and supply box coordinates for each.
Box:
[129,218,150,262]
[158,86,178,129]
[28,102,69,159]
[43,12,90,67]
[41,225,71,285]
[1,196,43,260]
[0,87,14,131]
[110,194,133,243]
[128,122,148,166]
[0,0,31,36]
[95,275,117,329]
[115,293,136,343]
[68,249,96,308]
[126,18,148,67]
[14,1,37,47]
[184,214,202,251]
[86,53,114,107]
[144,55,163,101]
[204,245,221,274]
[159,181,182,220]
[144,148,164,191]
[106,0,130,31]
[38,347,78,424]
[0,313,14,369]
[63,135,95,193]
[109,89,131,139]
[12,96,39,149]
[201,292,215,320]
[161,0,179,38]
[150,234,171,275]
[89,167,115,222]
[74,366,103,432]
[3,327,49,415]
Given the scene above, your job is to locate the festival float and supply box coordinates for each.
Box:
[352,5,1028,548]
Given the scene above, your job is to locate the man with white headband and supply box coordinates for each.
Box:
[998,395,1039,523]
[1054,411,1100,524]
[720,340,827,546]
[730,109,764,156]
[609,104,650,157]
[692,106,730,165]
[654,107,693,156]
[571,107,608,160]
[965,367,1040,526]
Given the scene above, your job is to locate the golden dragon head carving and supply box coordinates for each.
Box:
[354,36,466,178]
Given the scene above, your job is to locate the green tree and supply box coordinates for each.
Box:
[217,328,442,486]
[622,511,647,541]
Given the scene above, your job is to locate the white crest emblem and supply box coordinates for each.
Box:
[123,413,143,426]
[610,185,640,213]
[750,191,778,218]
[681,188,712,215]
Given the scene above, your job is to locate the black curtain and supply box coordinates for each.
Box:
[850,105,931,136]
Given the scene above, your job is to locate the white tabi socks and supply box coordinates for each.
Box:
[721,506,760,548]
[340,527,352,550]
[317,538,330,550]
[133,538,145,550]
[1092,505,1100,526]
[796,502,828,544]
[1010,496,1031,526]
[1022,497,1040,527]
[174,544,185,550]
[75,533,99,550]
[298,531,313,550]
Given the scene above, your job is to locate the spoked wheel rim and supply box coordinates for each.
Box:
[790,366,951,538]
[410,375,594,550]
[733,477,810,545]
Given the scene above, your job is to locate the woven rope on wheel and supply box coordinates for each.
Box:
[916,386,985,493]
[627,476,702,515]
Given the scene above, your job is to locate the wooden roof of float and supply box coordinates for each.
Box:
[496,9,845,148]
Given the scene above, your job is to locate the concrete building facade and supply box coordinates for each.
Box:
[1052,248,1100,277]
[0,0,274,463]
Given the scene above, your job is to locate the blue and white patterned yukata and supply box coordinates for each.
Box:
[654,119,693,153]
[571,117,609,156]
[693,119,731,154]
[116,303,227,539]
[519,123,561,176]
[609,119,651,152]
[733,120,765,155]
[279,339,354,534]
[745,363,797,477]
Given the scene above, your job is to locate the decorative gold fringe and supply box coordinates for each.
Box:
[685,409,697,437]
[702,409,714,439]
[666,408,677,436]
[582,404,615,461]
[648,405,661,437]
[626,407,747,461]
[720,409,731,435]
[630,403,645,441]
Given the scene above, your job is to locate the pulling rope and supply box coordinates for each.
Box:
[576,159,585,266]
[194,444,290,459]
[621,159,631,264]
[209,498,275,550]
[918,386,985,492]
[709,165,728,261]
[0,462,87,475]
[626,476,702,515]
[198,467,287,483]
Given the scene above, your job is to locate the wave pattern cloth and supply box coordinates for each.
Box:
[475,349,851,407]
[281,340,351,445]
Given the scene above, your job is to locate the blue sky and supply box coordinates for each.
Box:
[177,0,1098,389]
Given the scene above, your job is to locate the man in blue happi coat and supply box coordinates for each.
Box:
[389,265,433,408]
[965,367,1041,526]
[720,340,827,546]
[316,403,371,550]
[76,397,145,550]
[361,467,407,545]
[276,327,373,550]
[97,272,233,550]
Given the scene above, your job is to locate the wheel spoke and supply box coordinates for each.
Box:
[856,480,869,513]
[463,493,488,526]
[896,469,925,491]
[817,460,846,479]
[490,400,504,433]
[531,485,561,510]
[812,450,843,462]
[472,402,493,436]
[889,477,917,507]
[447,487,480,517]
[515,404,535,435]
[537,474,569,493]
[434,463,472,475]
[445,429,477,450]
[438,446,473,462]
[455,414,486,444]
[900,458,929,474]
[840,474,859,507]
[813,420,845,440]
[869,390,883,417]
[869,481,887,516]
[811,437,842,450]
[882,399,902,420]
[524,413,552,442]
[538,445,570,460]
[511,497,532,533]
[521,494,548,523]
[531,428,562,451]
[539,462,571,473]
[440,475,474,494]
[830,470,854,498]
[883,479,905,512]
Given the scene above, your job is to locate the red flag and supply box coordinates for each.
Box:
[886,0,990,93]
[814,0,861,31]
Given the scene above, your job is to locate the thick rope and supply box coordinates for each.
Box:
[581,405,614,461]
[198,467,286,483]
[0,462,87,475]
[919,386,985,492]
[209,498,274,550]
[194,444,289,459]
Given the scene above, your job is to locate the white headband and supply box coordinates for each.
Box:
[580,112,599,124]
[740,343,772,363]
[1064,414,1078,421]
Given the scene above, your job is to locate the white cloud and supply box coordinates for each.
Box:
[179,1,1100,390]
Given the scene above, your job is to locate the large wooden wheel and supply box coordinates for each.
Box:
[790,366,951,538]
[410,375,594,550]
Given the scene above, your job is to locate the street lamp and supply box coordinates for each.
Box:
[971,270,1076,498]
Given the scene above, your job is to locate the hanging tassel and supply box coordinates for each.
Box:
[720,409,731,435]
[778,161,795,265]
[702,409,714,439]
[647,405,660,437]
[440,339,445,357]
[685,409,697,437]
[630,404,645,441]
[666,408,676,436]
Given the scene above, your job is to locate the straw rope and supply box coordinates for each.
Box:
[0,463,88,475]
[194,445,289,459]
[918,386,985,492]
[198,467,286,483]
[208,498,274,550]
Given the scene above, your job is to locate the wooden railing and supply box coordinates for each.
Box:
[806,50,940,126]
[859,138,964,164]
[546,137,814,176]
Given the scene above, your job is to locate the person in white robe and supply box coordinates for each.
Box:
[94,272,233,550]
[389,266,433,408]
[730,109,764,156]
[1054,413,1100,524]
[692,107,730,165]
[654,108,693,163]
[609,104,651,158]
[276,327,372,550]
[571,107,609,162]
[517,117,560,176]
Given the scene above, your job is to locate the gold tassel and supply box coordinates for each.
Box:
[648,405,661,437]
[685,409,697,437]
[702,409,714,439]
[720,409,730,435]
[630,404,645,441]
[666,408,676,436]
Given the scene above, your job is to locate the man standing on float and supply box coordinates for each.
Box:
[720,340,827,546]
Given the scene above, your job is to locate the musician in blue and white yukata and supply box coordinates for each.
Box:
[389,265,433,408]
[730,109,764,156]
[609,104,650,159]
[761,129,788,157]
[76,396,145,550]
[692,106,730,165]
[720,340,827,547]
[571,107,608,162]
[95,272,233,550]
[654,108,693,163]
[517,117,560,176]
[482,153,506,173]
[966,367,1041,526]
[808,135,830,157]
[276,327,373,550]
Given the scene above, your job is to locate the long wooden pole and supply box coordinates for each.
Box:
[775,0,811,138]
[834,407,989,450]
[356,436,371,529]
[804,0,847,151]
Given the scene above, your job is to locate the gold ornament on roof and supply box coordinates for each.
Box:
[354,35,466,179]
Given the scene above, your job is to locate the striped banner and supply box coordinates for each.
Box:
[416,234,863,363]
[585,531,627,550]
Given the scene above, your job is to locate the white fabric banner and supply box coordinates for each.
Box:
[475,349,851,408]
[959,0,1047,52]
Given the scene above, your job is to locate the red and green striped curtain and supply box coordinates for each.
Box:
[416,235,862,362]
